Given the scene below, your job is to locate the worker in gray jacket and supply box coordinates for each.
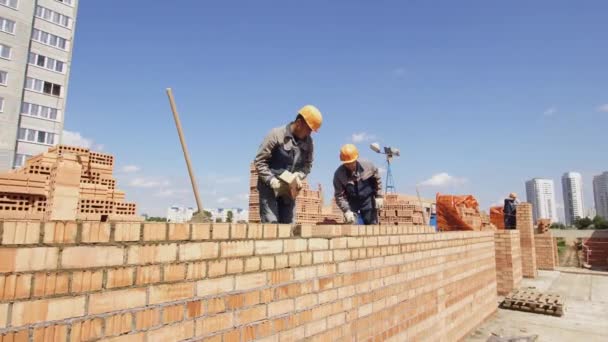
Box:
[254,105,323,223]
[333,144,384,225]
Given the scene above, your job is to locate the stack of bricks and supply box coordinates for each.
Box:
[0,145,139,221]
[319,199,344,224]
[516,203,537,278]
[534,231,557,270]
[458,206,482,230]
[0,220,497,341]
[494,230,523,295]
[248,163,327,224]
[378,194,425,225]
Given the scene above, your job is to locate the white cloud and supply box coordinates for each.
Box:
[392,67,406,78]
[62,130,104,151]
[236,193,249,201]
[129,177,170,188]
[154,188,190,198]
[543,107,556,116]
[351,132,375,143]
[217,197,231,204]
[419,173,467,187]
[121,165,140,173]
[597,104,608,113]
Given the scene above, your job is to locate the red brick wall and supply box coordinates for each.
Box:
[494,230,523,295]
[516,203,538,278]
[535,232,556,270]
[0,221,496,341]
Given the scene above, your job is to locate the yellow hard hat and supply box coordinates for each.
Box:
[340,144,359,164]
[298,105,323,132]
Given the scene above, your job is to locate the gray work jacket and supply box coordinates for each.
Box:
[254,124,314,185]
[333,159,383,213]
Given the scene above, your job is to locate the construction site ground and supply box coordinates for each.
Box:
[467,268,608,342]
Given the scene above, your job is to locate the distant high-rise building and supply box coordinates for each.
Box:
[585,207,597,219]
[0,0,79,171]
[593,172,608,220]
[561,172,584,225]
[525,178,558,223]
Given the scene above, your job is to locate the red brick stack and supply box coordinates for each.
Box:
[516,203,537,278]
[378,194,425,225]
[535,231,557,270]
[494,230,523,295]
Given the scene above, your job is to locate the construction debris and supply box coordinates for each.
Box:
[500,288,564,317]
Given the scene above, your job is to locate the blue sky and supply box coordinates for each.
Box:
[63,1,608,218]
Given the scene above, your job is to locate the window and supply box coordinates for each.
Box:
[0,44,11,59]
[55,0,72,6]
[32,29,68,50]
[0,71,6,85]
[0,97,4,112]
[25,77,62,96]
[35,6,72,28]
[28,52,65,73]
[21,102,61,121]
[17,127,56,145]
[0,0,18,10]
[0,17,15,34]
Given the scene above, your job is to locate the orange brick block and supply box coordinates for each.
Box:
[0,274,32,300]
[143,223,167,241]
[70,318,103,342]
[33,272,69,297]
[43,221,77,244]
[191,224,211,240]
[88,288,146,315]
[179,242,219,261]
[12,296,85,326]
[71,270,103,293]
[105,313,133,336]
[0,247,58,272]
[162,304,185,324]
[62,246,124,268]
[163,263,186,282]
[128,244,177,264]
[1,221,40,245]
[81,222,111,243]
[195,312,234,336]
[169,223,190,241]
[106,267,135,289]
[33,325,68,342]
[135,308,160,330]
[149,282,195,305]
[114,223,141,242]
[136,265,162,285]
[146,320,194,341]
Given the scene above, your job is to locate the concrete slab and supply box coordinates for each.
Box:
[467,269,608,342]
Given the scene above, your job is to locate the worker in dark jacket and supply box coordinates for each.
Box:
[254,105,322,223]
[504,192,518,229]
[333,144,383,225]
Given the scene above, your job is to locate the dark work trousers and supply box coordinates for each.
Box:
[257,180,295,224]
[357,208,378,225]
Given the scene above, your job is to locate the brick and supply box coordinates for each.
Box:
[179,242,218,261]
[186,261,207,280]
[313,251,333,264]
[263,225,278,238]
[268,299,294,317]
[255,240,283,255]
[135,265,161,285]
[70,318,103,342]
[227,258,244,274]
[212,223,230,240]
[33,325,68,341]
[128,244,177,264]
[149,282,195,305]
[186,299,206,319]
[0,303,7,328]
[33,272,69,297]
[296,294,318,311]
[197,276,234,297]
[245,257,261,272]
[261,256,275,270]
[284,239,307,253]
[163,263,186,282]
[106,267,134,288]
[0,247,58,272]
[277,224,291,238]
[101,332,145,342]
[191,224,211,240]
[276,254,289,269]
[135,308,160,330]
[43,221,77,244]
[0,274,32,300]
[305,319,327,337]
[62,246,124,268]
[89,288,146,315]
[114,223,141,242]
[1,221,40,245]
[143,223,167,241]
[195,312,234,336]
[162,304,184,323]
[71,270,103,293]
[168,223,190,240]
[247,224,263,239]
[231,224,247,239]
[208,259,227,277]
[237,305,267,325]
[105,313,132,336]
[308,238,329,250]
[208,297,226,314]
[81,222,111,243]
[12,296,85,326]
[235,273,267,291]
[146,321,194,341]
[221,241,254,257]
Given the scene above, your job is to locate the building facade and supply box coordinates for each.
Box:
[561,172,584,225]
[593,172,608,220]
[525,178,558,223]
[208,208,249,223]
[166,206,194,223]
[0,0,79,171]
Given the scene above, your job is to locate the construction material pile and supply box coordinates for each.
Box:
[0,145,139,221]
[490,206,505,229]
[378,194,425,225]
[537,219,551,233]
[436,193,483,231]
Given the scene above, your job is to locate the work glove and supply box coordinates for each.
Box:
[295,172,305,190]
[374,197,384,209]
[269,178,281,196]
[344,211,356,223]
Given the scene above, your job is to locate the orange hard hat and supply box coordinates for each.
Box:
[340,144,359,164]
[298,105,323,132]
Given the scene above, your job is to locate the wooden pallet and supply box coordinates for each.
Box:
[500,288,564,317]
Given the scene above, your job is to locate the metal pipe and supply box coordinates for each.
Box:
[166,88,204,213]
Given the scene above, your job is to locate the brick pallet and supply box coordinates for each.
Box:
[0,145,139,222]
[494,230,523,295]
[516,203,537,278]
[0,220,497,341]
[379,194,425,226]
